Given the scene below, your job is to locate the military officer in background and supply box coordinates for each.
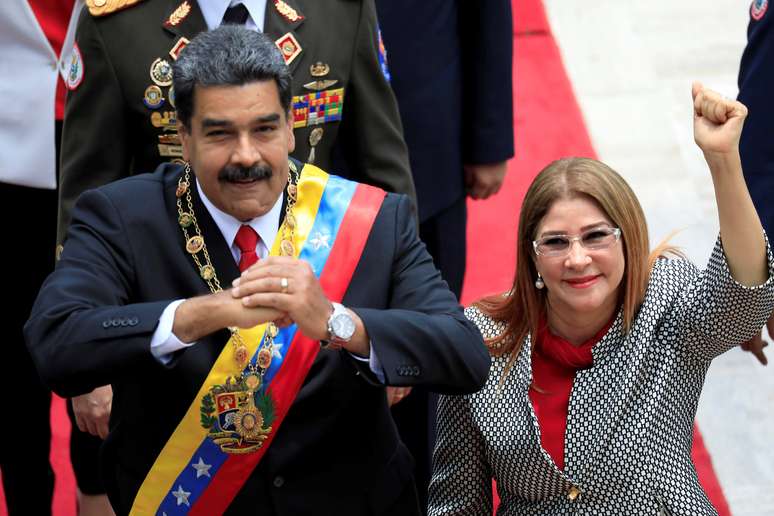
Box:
[56,0,415,508]
[58,0,415,244]
[738,0,773,365]
[375,0,514,511]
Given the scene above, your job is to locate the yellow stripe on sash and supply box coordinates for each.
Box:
[130,165,329,515]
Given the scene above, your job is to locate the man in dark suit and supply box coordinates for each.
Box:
[58,0,416,501]
[738,0,773,365]
[375,0,514,507]
[26,27,488,515]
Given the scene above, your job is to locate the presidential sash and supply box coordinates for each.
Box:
[130,165,385,515]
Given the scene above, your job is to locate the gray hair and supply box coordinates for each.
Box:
[173,25,292,128]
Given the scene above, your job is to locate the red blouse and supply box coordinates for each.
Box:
[528,318,612,470]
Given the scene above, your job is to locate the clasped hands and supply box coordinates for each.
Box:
[230,256,333,341]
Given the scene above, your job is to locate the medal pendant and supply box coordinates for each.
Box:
[234,345,249,367]
[280,239,295,256]
[200,265,215,281]
[285,212,296,229]
[257,348,273,369]
[176,182,188,198]
[200,383,275,454]
[178,212,193,227]
[186,235,204,254]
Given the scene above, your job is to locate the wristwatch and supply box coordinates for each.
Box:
[322,302,356,349]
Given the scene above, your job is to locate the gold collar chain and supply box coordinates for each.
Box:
[175,160,300,387]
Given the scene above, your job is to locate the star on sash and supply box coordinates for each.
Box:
[172,485,191,506]
[192,457,212,478]
[309,231,331,251]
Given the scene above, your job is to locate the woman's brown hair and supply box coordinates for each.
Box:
[477,157,659,374]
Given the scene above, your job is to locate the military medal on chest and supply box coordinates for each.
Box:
[150,58,174,87]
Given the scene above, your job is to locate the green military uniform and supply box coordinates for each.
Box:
[57,0,415,244]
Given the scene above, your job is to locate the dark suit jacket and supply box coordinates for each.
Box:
[26,163,488,515]
[375,0,514,222]
[58,0,414,243]
[738,1,774,236]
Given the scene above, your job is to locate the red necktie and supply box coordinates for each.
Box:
[234,225,260,272]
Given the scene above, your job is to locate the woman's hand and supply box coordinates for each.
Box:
[692,81,748,157]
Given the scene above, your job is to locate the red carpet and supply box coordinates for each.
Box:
[463,1,731,514]
[1,0,730,514]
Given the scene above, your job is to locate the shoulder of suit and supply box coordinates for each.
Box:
[85,0,146,17]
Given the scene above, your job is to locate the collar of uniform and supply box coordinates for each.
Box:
[161,0,208,39]
[264,0,305,34]
[199,0,268,31]
[195,178,282,261]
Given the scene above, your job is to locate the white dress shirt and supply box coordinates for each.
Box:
[198,0,268,31]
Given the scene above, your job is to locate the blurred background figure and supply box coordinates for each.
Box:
[0,0,79,514]
[738,0,773,365]
[376,0,514,510]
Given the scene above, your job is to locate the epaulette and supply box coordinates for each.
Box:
[85,0,145,17]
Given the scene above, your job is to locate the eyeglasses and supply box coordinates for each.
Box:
[532,227,621,257]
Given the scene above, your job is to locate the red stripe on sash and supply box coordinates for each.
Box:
[189,184,385,514]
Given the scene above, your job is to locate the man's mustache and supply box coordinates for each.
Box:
[218,164,273,182]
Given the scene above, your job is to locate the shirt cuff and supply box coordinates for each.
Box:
[150,299,194,365]
[348,340,385,383]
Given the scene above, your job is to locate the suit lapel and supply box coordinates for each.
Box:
[264,0,306,75]
[188,182,243,287]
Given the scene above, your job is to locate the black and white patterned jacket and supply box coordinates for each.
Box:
[429,239,774,515]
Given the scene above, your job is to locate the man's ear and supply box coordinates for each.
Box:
[286,109,295,154]
[178,121,191,162]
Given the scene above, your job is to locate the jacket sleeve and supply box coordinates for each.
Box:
[25,188,169,397]
[350,194,490,393]
[665,234,774,362]
[58,9,131,245]
[427,392,493,516]
[460,0,514,165]
[336,0,417,205]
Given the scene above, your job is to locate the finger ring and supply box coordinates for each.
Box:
[280,277,289,293]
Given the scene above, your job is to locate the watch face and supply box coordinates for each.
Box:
[332,313,356,340]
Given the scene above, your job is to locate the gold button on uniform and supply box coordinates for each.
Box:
[568,486,581,501]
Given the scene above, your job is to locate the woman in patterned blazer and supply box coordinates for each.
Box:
[428,83,774,515]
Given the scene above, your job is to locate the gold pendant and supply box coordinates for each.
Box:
[186,235,204,254]
[200,378,275,454]
[257,348,273,369]
[280,239,295,256]
[200,264,215,281]
[178,212,193,227]
[285,212,296,229]
[176,182,188,198]
[234,345,249,367]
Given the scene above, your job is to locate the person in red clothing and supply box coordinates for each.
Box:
[428,84,774,515]
[0,1,112,515]
[0,1,75,515]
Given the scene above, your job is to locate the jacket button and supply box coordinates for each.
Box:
[111,318,120,327]
[273,476,284,488]
[413,366,420,376]
[120,318,129,326]
[129,317,139,326]
[568,486,581,501]
[102,321,110,329]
